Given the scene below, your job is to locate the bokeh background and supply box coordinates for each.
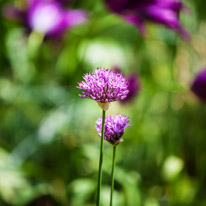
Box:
[0,0,206,205]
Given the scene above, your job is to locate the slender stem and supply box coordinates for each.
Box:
[110,145,117,206]
[96,110,106,206]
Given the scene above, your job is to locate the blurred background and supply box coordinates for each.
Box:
[0,0,206,205]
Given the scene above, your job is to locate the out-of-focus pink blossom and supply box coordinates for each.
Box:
[4,0,88,37]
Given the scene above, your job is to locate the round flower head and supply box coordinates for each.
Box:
[191,69,206,103]
[96,114,131,145]
[77,68,129,110]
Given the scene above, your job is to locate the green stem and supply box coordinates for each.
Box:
[110,145,117,206]
[96,110,106,206]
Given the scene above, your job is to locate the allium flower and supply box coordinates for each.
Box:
[96,114,131,145]
[105,0,189,39]
[191,69,206,103]
[77,68,129,110]
[4,0,88,37]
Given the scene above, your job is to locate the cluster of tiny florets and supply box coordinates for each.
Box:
[77,68,129,103]
[96,114,130,145]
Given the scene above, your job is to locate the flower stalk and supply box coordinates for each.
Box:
[110,145,117,206]
[96,109,106,206]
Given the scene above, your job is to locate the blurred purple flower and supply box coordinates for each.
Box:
[96,114,131,145]
[77,68,129,105]
[112,66,141,103]
[105,0,189,39]
[121,73,141,103]
[4,0,88,37]
[191,69,206,103]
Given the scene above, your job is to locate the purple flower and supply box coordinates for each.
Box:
[77,68,129,110]
[191,69,206,103]
[4,0,88,37]
[105,0,189,39]
[96,114,131,145]
[121,73,141,104]
[112,66,141,103]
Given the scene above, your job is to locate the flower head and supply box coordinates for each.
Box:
[191,69,206,103]
[77,68,129,109]
[96,114,131,145]
[4,0,88,37]
[105,0,189,39]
